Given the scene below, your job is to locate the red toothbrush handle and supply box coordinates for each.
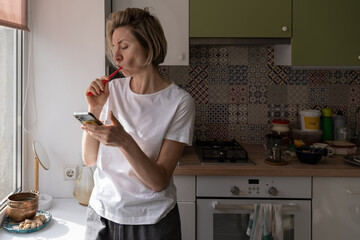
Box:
[87,67,122,96]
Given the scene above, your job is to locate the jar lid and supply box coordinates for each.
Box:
[321,108,332,117]
[272,119,290,125]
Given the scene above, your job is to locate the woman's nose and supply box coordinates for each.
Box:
[113,48,122,62]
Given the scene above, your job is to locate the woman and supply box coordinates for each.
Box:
[81,8,195,240]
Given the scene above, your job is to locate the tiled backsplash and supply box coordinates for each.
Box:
[161,46,360,144]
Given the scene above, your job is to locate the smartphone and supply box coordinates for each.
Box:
[73,112,103,125]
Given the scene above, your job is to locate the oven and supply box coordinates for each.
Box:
[197,176,312,240]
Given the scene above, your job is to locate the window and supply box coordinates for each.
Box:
[0,25,22,209]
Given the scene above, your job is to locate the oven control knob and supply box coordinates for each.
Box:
[268,187,278,196]
[231,186,240,195]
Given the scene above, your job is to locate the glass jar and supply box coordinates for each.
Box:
[271,119,290,149]
[73,165,94,206]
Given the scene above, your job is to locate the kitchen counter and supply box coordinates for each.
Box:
[174,144,360,177]
[0,198,87,240]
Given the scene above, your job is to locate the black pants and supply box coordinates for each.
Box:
[85,204,182,240]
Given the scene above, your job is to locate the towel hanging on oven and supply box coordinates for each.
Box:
[246,204,283,240]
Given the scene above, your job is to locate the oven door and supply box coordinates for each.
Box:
[197,198,311,240]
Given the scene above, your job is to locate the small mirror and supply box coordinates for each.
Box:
[33,140,50,170]
[32,140,53,210]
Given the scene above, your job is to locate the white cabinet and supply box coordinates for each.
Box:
[174,175,196,240]
[313,177,360,240]
[112,0,189,65]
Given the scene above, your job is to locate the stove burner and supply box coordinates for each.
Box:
[195,139,254,165]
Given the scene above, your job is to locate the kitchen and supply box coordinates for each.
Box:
[0,0,360,239]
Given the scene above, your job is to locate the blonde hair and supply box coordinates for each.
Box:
[106,8,167,67]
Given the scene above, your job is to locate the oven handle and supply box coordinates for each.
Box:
[212,201,297,212]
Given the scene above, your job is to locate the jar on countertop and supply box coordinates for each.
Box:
[271,119,290,149]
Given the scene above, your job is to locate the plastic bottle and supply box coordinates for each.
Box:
[321,108,333,141]
[333,110,346,140]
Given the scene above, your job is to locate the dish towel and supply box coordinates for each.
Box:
[246,204,283,240]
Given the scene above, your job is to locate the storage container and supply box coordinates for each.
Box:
[299,110,321,131]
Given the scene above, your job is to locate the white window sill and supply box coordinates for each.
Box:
[0,198,87,239]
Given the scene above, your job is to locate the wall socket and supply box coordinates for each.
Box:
[63,165,77,181]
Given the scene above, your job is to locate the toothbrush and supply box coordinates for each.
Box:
[87,66,122,96]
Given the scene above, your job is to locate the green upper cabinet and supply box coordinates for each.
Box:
[292,0,360,66]
[190,0,292,38]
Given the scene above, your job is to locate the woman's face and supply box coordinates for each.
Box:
[112,26,148,76]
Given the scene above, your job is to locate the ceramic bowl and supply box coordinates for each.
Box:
[295,146,324,164]
[7,191,39,222]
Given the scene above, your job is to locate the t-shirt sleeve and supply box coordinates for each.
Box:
[164,94,195,146]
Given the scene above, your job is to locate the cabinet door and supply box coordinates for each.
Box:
[292,0,360,66]
[178,202,196,240]
[313,177,360,240]
[190,0,291,38]
[112,0,189,65]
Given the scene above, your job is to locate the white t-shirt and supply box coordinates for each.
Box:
[89,77,195,225]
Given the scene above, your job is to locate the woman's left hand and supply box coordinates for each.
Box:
[81,111,129,148]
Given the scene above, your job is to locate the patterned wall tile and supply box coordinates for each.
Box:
[248,47,267,65]
[228,104,248,124]
[228,85,248,104]
[195,104,208,124]
[308,70,329,85]
[267,85,288,104]
[228,46,248,65]
[194,122,208,141]
[328,85,349,105]
[248,64,267,85]
[248,104,268,124]
[288,69,308,85]
[228,124,248,143]
[208,47,228,65]
[349,86,360,105]
[267,65,289,85]
[208,104,228,124]
[267,46,275,66]
[247,124,268,144]
[249,85,267,104]
[207,65,229,84]
[348,70,360,84]
[169,66,189,85]
[287,86,307,105]
[347,105,359,131]
[168,46,360,143]
[209,84,229,103]
[189,65,209,104]
[228,65,248,84]
[268,104,288,123]
[208,124,228,141]
[287,104,301,128]
[190,46,208,65]
[308,86,328,105]
[329,70,349,84]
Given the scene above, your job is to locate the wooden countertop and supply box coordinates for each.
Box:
[174,144,360,177]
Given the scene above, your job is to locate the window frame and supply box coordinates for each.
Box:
[0,28,23,211]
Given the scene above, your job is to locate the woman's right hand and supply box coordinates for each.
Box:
[85,76,110,109]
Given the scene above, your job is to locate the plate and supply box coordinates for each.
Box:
[344,156,360,167]
[2,210,52,233]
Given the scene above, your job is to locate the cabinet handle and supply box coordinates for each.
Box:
[282,26,288,32]
[346,189,360,194]
[178,54,185,60]
[212,201,297,212]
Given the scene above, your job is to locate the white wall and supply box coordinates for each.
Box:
[24,0,105,198]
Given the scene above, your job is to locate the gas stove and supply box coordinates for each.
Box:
[195,139,255,165]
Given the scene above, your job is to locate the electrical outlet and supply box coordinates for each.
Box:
[63,165,77,181]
